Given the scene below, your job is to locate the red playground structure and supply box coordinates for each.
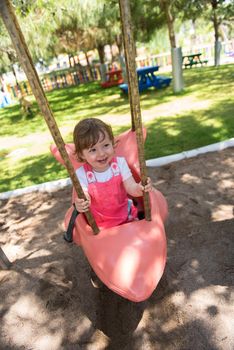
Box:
[101,69,124,88]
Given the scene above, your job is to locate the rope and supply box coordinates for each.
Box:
[119,0,151,221]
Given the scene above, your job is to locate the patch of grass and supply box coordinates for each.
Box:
[0,64,233,192]
[0,154,67,192]
[144,98,234,159]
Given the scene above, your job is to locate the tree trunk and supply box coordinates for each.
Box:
[68,54,73,68]
[110,44,115,62]
[11,63,21,96]
[190,19,197,49]
[119,54,127,83]
[211,0,219,42]
[171,47,184,92]
[97,44,107,82]
[97,44,105,64]
[160,0,183,92]
[85,51,94,80]
[160,0,176,48]
[115,33,123,55]
[214,40,222,66]
[211,0,221,66]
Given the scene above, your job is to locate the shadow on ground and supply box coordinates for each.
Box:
[0,147,233,349]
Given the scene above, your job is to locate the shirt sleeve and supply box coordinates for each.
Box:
[117,157,133,181]
[75,166,88,192]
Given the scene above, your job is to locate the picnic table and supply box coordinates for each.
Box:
[101,69,124,88]
[119,65,172,93]
[182,53,208,69]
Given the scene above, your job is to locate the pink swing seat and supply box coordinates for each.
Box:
[50,128,168,302]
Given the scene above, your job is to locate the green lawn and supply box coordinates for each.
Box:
[0,64,233,192]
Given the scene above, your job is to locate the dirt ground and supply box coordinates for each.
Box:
[0,148,233,350]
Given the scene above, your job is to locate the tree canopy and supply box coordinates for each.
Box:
[0,0,233,75]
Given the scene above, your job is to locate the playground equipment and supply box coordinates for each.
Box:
[120,65,172,93]
[101,69,124,88]
[51,128,167,301]
[0,0,167,302]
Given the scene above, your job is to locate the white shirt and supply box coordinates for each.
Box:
[76,157,132,191]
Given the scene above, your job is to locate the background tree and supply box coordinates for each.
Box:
[206,0,234,66]
[159,0,177,48]
[157,0,184,92]
[12,0,59,64]
[0,21,21,93]
[1,0,233,89]
[130,0,164,44]
[179,0,234,66]
[50,0,121,79]
[177,0,207,48]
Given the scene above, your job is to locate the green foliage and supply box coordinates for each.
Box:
[0,20,17,74]
[145,27,170,53]
[12,0,35,16]
[1,0,233,74]
[130,0,165,43]
[0,64,233,192]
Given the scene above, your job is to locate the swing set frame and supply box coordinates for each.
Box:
[0,0,151,267]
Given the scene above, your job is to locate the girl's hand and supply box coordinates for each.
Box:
[75,193,91,212]
[139,177,152,193]
[124,175,153,197]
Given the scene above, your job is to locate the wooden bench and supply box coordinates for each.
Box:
[184,61,198,68]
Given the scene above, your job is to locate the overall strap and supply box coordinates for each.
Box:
[83,158,119,184]
[110,157,120,176]
[83,162,96,184]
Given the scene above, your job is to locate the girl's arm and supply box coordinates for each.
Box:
[123,176,152,197]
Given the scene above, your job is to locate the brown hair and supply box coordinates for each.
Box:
[73,118,115,161]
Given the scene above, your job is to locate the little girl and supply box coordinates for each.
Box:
[73,118,152,229]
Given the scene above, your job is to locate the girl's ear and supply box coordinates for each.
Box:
[77,152,85,162]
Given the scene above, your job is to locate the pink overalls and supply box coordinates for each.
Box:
[83,157,138,229]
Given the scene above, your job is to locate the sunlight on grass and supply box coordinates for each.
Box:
[166,129,181,137]
[0,64,233,192]
[0,154,67,192]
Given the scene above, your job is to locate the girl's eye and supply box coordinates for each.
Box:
[104,143,110,147]
[89,148,96,153]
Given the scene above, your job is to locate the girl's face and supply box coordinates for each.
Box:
[81,131,115,172]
